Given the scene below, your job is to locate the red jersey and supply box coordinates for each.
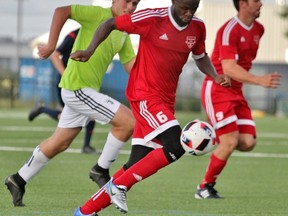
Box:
[115,7,207,108]
[206,16,264,88]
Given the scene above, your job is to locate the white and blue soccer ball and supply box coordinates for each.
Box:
[180,120,216,156]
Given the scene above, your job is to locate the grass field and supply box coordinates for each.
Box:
[0,109,288,216]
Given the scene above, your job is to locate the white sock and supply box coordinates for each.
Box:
[97,132,125,169]
[18,145,49,182]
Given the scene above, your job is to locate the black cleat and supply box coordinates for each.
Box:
[4,175,25,206]
[82,146,96,154]
[89,167,110,188]
[195,183,223,199]
[28,104,43,121]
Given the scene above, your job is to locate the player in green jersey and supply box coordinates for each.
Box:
[5,0,141,207]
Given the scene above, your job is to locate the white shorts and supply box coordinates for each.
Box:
[58,88,120,128]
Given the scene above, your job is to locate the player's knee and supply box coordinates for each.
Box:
[163,142,185,163]
[121,118,134,139]
[125,116,135,134]
[236,134,256,151]
[237,139,256,151]
[158,126,185,163]
[114,105,135,134]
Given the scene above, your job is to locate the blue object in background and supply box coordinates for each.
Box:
[19,58,57,105]
[19,58,128,106]
[19,58,37,101]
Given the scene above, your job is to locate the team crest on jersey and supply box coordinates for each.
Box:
[254,35,260,45]
[185,36,196,49]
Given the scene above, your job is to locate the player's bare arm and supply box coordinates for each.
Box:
[38,6,71,59]
[195,55,230,87]
[70,18,117,62]
[222,59,281,88]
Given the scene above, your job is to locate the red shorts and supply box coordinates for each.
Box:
[201,80,256,138]
[130,100,179,149]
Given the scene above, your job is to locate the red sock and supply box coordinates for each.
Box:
[114,148,169,190]
[200,153,227,188]
[80,167,127,214]
[112,166,125,179]
[80,187,111,214]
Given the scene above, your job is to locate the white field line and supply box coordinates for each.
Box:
[0,145,129,155]
[0,145,288,159]
[1,125,288,158]
[0,125,288,138]
[0,126,109,133]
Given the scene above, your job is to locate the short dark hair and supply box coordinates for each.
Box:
[233,0,240,11]
[233,0,248,11]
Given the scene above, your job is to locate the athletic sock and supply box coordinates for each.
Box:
[81,149,169,214]
[97,132,125,169]
[200,153,227,188]
[12,173,26,190]
[83,121,95,148]
[112,166,125,179]
[80,166,125,214]
[80,186,111,214]
[41,107,61,121]
[18,146,49,182]
[93,163,109,175]
[114,148,169,190]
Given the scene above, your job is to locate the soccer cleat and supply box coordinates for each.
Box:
[74,207,97,216]
[82,146,96,154]
[4,175,25,206]
[89,167,110,188]
[28,104,43,121]
[195,183,223,199]
[105,179,128,213]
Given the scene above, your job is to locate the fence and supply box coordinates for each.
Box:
[0,58,288,117]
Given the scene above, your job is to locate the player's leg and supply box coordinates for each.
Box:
[66,88,134,187]
[105,125,184,213]
[28,81,63,122]
[104,100,185,213]
[113,125,184,186]
[195,81,237,199]
[88,100,135,188]
[4,126,81,206]
[235,101,257,151]
[5,89,92,207]
[77,144,154,215]
[75,100,185,214]
[82,120,96,154]
[28,105,61,121]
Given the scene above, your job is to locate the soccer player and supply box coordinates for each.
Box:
[28,28,97,154]
[4,0,141,207]
[70,0,230,215]
[194,0,281,199]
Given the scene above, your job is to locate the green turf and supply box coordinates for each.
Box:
[0,109,288,216]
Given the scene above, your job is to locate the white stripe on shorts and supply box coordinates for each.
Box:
[58,88,120,128]
[74,89,115,119]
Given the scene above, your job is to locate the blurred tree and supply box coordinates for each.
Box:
[279,6,288,39]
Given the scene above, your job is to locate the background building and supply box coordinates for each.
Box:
[0,0,287,115]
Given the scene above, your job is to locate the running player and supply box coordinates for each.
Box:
[194,0,281,199]
[4,0,140,207]
[70,0,230,215]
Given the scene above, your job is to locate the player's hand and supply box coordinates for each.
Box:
[37,44,55,59]
[260,72,281,88]
[70,50,92,62]
[215,74,231,87]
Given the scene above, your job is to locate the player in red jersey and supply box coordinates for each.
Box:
[71,0,230,215]
[194,0,282,199]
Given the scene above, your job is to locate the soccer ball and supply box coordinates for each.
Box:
[180,120,216,156]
